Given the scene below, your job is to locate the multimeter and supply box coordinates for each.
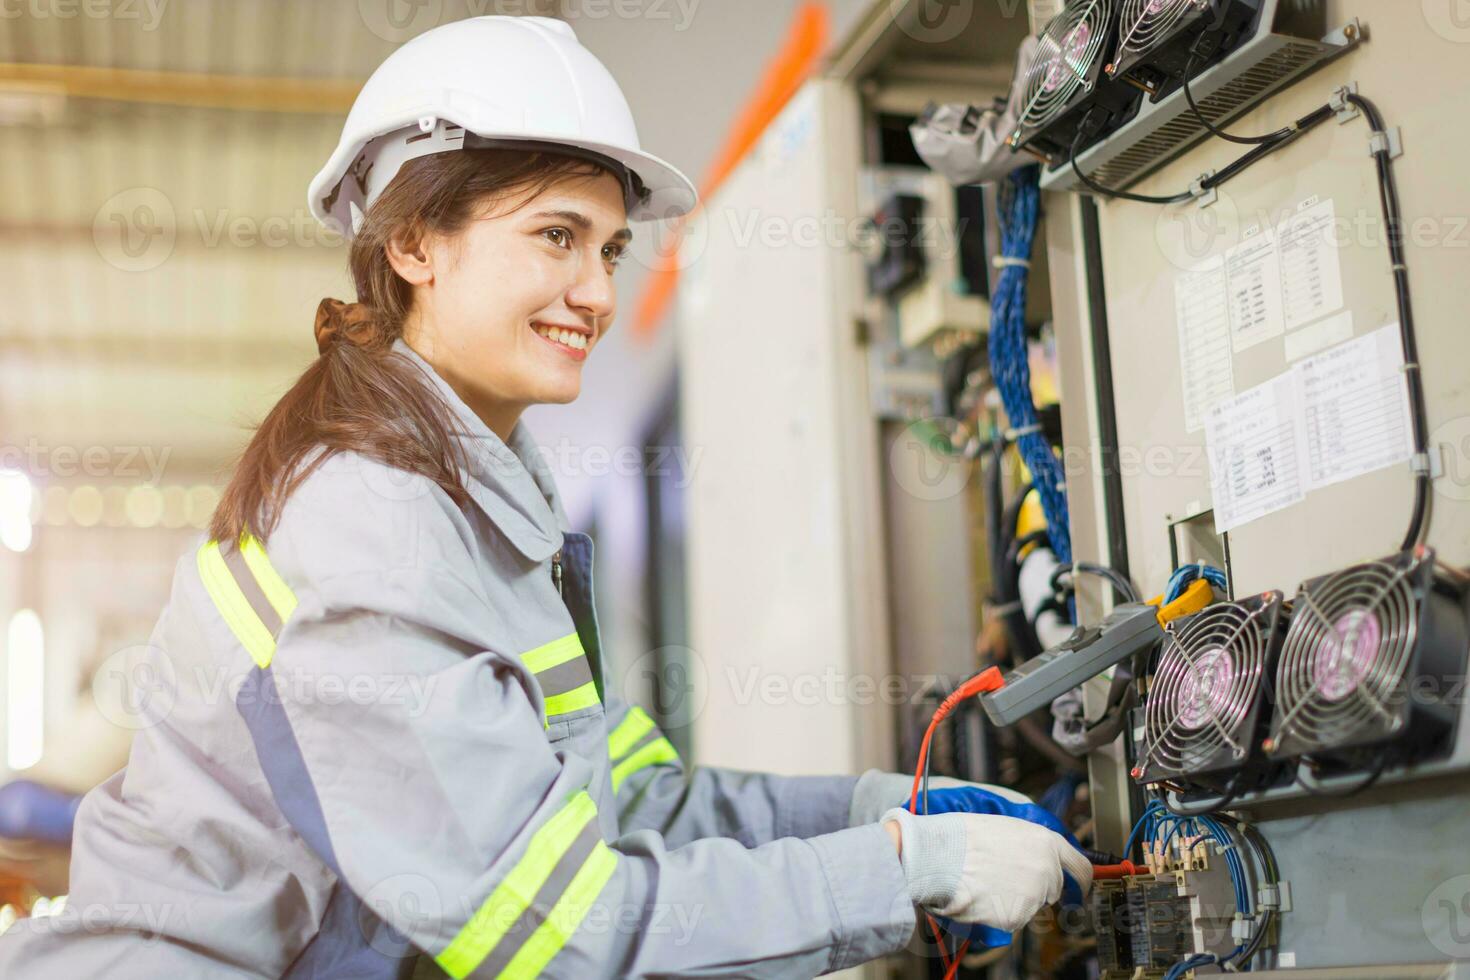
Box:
[980,602,1165,727]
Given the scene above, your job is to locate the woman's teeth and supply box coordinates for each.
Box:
[534,324,588,351]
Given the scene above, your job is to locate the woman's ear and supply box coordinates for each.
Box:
[385,223,435,286]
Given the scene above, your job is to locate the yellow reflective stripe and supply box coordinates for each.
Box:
[197,540,277,669]
[436,792,598,979]
[239,533,297,623]
[521,633,584,674]
[606,707,656,761]
[543,680,599,717]
[610,737,679,793]
[497,842,618,980]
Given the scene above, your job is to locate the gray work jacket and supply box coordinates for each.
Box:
[0,339,915,978]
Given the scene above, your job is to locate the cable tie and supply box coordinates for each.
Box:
[992,256,1031,270]
[1392,262,1409,272]
[1400,362,1421,374]
[1007,423,1043,439]
[1410,450,1442,478]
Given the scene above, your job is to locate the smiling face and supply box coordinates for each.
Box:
[391,167,631,439]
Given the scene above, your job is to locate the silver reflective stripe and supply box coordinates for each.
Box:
[613,726,663,763]
[536,655,594,701]
[223,544,285,638]
[473,819,604,977]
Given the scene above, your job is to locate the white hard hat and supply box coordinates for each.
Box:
[308,15,698,237]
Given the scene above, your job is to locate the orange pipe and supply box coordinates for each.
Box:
[631,3,831,340]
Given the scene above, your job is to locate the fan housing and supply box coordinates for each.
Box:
[1266,547,1469,767]
[1137,591,1286,791]
[1010,0,1143,163]
[1107,0,1268,102]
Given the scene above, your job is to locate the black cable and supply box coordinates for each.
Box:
[1198,105,1332,192]
[1182,47,1295,145]
[1234,823,1279,965]
[1240,822,1278,883]
[1294,754,1388,798]
[1050,561,1140,604]
[1344,93,1432,549]
[1160,769,1246,816]
[1069,126,1194,204]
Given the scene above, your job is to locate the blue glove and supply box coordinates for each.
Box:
[901,785,1087,947]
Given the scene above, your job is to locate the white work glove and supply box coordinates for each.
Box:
[848,768,1031,827]
[881,806,1094,933]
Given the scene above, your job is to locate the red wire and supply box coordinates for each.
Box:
[904,666,1148,978]
[942,940,971,980]
[907,668,1005,977]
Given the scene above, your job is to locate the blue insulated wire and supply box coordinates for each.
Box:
[989,166,1072,570]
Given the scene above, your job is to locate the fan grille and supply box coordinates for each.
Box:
[1117,0,1199,59]
[1272,557,1420,751]
[1018,0,1115,130]
[1143,601,1269,775]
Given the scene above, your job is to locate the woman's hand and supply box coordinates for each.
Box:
[848,769,1031,827]
[880,808,1092,933]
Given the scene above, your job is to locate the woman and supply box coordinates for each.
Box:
[0,16,1087,978]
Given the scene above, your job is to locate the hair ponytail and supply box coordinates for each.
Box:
[208,147,613,545]
[312,298,382,355]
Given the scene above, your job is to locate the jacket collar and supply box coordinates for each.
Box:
[391,338,569,561]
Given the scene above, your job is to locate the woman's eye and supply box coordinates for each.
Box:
[603,245,625,266]
[544,227,571,248]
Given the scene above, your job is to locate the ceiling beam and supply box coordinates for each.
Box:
[0,62,359,114]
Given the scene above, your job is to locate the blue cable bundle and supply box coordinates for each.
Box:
[989,165,1071,567]
[1165,563,1228,604]
[1129,800,1250,978]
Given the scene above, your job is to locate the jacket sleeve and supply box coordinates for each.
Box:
[243,479,914,979]
[603,693,859,848]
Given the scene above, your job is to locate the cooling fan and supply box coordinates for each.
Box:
[1135,592,1285,791]
[1008,0,1142,163]
[1265,547,1470,766]
[1106,0,1267,101]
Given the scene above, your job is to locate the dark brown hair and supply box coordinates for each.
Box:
[209,148,613,544]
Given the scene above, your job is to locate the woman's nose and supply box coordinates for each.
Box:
[566,258,616,322]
